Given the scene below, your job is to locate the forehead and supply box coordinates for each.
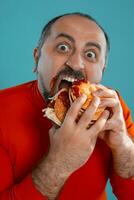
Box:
[48,15,106,49]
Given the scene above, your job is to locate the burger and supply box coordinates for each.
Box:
[43,79,105,127]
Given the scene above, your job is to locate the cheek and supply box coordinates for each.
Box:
[86,65,103,83]
[37,55,55,91]
[37,54,67,91]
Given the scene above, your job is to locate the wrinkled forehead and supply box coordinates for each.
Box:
[48,15,107,50]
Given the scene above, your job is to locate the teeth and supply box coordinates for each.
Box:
[62,76,77,83]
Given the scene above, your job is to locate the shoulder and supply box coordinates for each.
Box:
[0,80,36,103]
[0,80,38,115]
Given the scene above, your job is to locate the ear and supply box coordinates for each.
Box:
[33,48,39,73]
[102,57,107,73]
[102,65,106,73]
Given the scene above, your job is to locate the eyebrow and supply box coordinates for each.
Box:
[55,33,101,51]
[55,33,75,43]
[85,42,101,52]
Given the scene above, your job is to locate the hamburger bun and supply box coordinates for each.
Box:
[43,80,105,127]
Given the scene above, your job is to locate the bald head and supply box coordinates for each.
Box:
[37,12,110,57]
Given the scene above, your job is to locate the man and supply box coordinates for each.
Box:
[0,12,134,200]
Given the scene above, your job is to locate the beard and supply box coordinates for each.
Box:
[37,73,51,102]
[37,65,85,102]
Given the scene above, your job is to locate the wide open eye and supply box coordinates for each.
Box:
[57,44,70,53]
[85,51,96,59]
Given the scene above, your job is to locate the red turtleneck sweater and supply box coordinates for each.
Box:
[0,80,134,200]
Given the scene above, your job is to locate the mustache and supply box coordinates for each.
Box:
[56,66,85,80]
[40,66,85,102]
[49,66,86,98]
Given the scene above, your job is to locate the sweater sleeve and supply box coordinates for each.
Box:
[109,93,134,200]
[0,145,48,200]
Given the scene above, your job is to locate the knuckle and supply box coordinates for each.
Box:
[114,101,121,110]
[113,99,117,104]
[112,90,117,97]
[91,100,99,109]
[115,100,120,106]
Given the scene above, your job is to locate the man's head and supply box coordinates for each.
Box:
[34,12,110,100]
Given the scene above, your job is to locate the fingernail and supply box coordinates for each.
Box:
[93,96,100,105]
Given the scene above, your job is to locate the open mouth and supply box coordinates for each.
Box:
[54,75,78,93]
[58,76,78,90]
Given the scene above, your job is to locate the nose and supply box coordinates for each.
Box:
[66,51,85,71]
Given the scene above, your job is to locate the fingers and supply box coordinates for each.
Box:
[88,110,110,137]
[93,87,117,98]
[102,115,125,131]
[65,94,87,124]
[99,97,121,114]
[99,98,117,107]
[93,85,120,114]
[78,96,100,128]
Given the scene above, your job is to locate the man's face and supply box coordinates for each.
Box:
[35,15,107,99]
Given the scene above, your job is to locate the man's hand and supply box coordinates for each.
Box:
[94,85,134,178]
[48,94,109,174]
[32,94,109,200]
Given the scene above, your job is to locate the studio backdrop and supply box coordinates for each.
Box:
[0,0,134,199]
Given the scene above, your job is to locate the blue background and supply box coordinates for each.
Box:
[0,0,134,199]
